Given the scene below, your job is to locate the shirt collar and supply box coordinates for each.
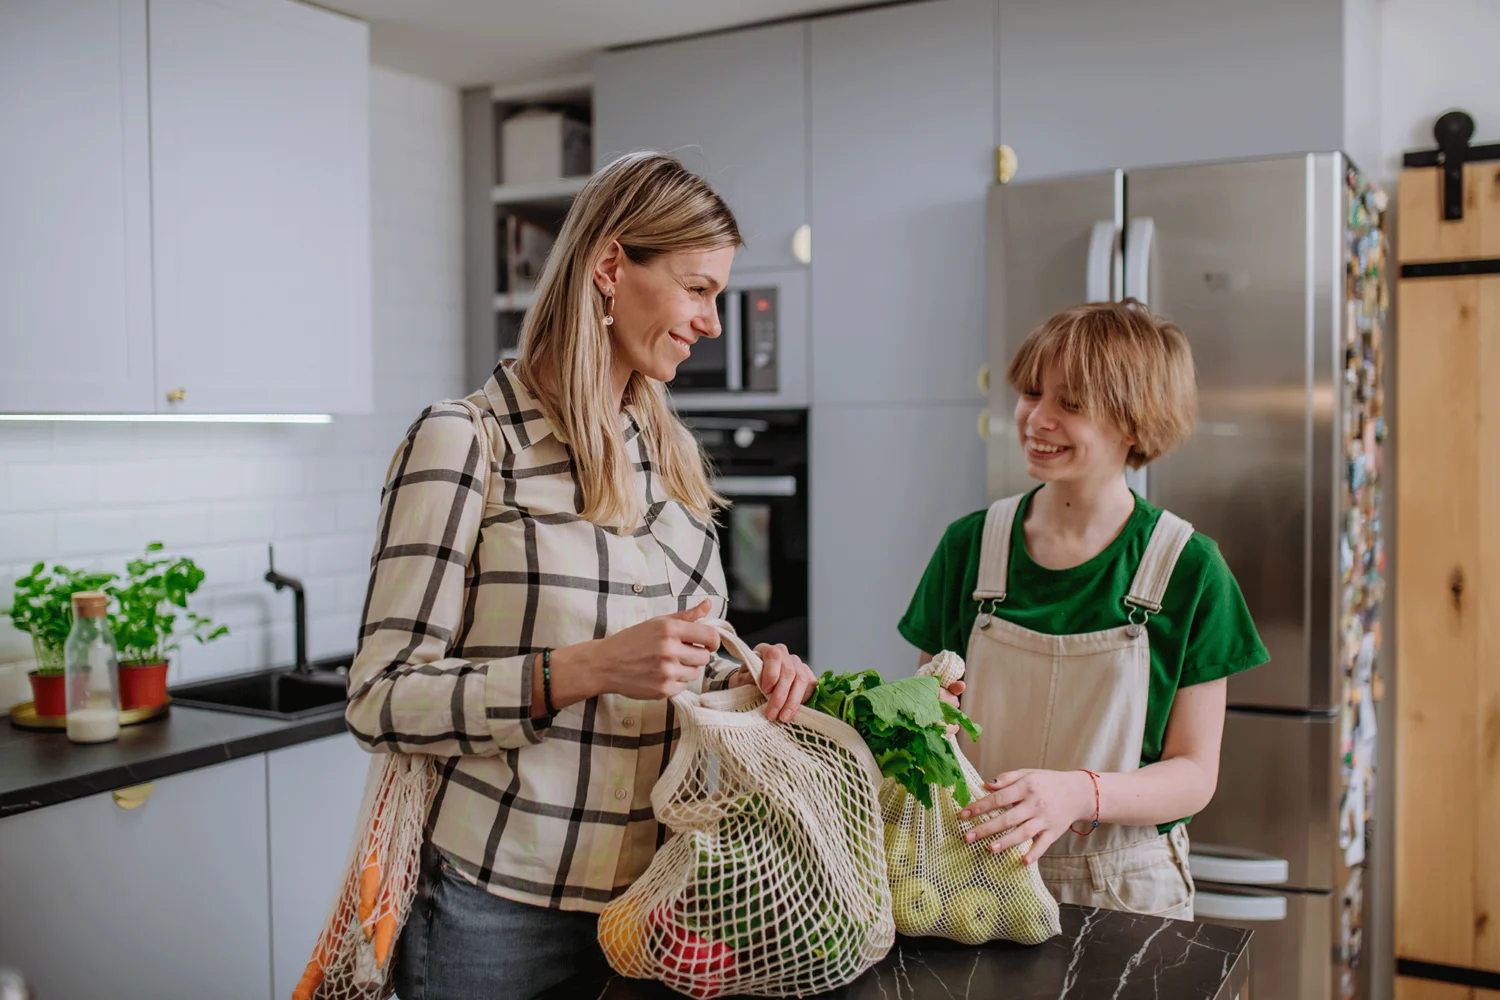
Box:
[483,362,560,454]
[482,362,639,455]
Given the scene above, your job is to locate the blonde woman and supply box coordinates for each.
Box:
[345,153,817,1000]
[905,301,1268,919]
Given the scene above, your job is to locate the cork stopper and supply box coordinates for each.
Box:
[71,591,108,619]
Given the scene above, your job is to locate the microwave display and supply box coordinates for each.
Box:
[670,287,778,392]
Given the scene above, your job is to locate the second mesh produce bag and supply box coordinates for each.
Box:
[597,621,894,998]
[879,651,1060,946]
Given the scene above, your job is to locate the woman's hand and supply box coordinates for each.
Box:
[553,600,722,704]
[956,768,1096,866]
[729,643,817,722]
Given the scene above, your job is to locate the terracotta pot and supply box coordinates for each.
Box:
[120,661,169,710]
[28,671,67,718]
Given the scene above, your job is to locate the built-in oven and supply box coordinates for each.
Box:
[670,285,780,394]
[682,409,808,658]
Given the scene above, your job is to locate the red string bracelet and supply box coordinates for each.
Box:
[1070,769,1101,836]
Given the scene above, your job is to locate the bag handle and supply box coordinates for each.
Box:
[702,618,763,688]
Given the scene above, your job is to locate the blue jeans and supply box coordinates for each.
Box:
[394,846,609,1000]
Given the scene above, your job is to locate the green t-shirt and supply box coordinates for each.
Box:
[898,488,1269,831]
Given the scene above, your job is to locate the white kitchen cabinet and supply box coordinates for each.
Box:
[810,402,987,677]
[149,0,371,415]
[0,0,156,414]
[268,731,372,1000]
[808,0,994,406]
[593,22,809,273]
[0,757,272,1000]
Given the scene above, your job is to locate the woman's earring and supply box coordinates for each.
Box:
[603,295,615,327]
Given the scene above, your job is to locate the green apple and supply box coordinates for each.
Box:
[891,877,943,936]
[943,886,1003,945]
[884,823,919,873]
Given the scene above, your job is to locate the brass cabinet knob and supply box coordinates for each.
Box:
[112,783,154,809]
[977,409,990,440]
[978,363,990,394]
[166,388,186,404]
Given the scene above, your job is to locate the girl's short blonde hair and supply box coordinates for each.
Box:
[1006,299,1197,469]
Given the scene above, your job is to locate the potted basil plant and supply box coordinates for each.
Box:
[106,543,229,710]
[9,563,117,717]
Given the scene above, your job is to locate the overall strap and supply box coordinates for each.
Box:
[972,494,1027,602]
[1124,510,1195,613]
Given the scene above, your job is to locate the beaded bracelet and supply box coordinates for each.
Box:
[1070,768,1101,836]
[541,649,557,716]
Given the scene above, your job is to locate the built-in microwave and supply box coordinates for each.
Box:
[670,286,779,393]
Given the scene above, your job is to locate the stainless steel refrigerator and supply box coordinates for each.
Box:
[985,152,1389,1000]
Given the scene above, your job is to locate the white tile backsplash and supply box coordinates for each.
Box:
[0,66,464,684]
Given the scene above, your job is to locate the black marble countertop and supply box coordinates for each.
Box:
[539,905,1253,1000]
[0,704,347,818]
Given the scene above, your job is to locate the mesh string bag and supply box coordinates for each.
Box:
[597,621,894,998]
[291,753,437,999]
[879,650,1061,947]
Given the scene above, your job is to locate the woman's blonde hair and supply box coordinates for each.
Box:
[513,152,741,528]
[1006,299,1198,469]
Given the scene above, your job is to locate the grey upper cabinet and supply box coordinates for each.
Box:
[0,757,273,1000]
[0,0,155,414]
[995,0,1346,178]
[593,22,808,273]
[809,0,995,405]
[150,0,372,415]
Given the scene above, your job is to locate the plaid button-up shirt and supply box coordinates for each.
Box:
[346,363,735,911]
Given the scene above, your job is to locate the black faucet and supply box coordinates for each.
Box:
[264,544,309,675]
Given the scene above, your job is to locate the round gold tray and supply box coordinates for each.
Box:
[9,698,170,733]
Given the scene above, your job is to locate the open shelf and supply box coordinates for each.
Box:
[494,290,538,312]
[491,175,589,206]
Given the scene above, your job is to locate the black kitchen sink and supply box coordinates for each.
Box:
[169,656,353,720]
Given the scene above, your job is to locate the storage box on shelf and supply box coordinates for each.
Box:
[463,75,594,388]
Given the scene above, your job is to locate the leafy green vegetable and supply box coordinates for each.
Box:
[811,671,981,809]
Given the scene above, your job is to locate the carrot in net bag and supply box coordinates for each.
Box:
[597,621,894,998]
[815,651,1060,946]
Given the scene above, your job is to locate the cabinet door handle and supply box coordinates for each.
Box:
[791,224,811,265]
[166,388,186,404]
[977,363,990,394]
[112,782,154,809]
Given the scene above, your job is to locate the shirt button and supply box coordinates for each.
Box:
[632,583,643,594]
[614,788,629,801]
[621,717,636,729]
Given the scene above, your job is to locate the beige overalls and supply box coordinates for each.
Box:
[961,493,1197,920]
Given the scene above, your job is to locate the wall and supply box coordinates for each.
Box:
[0,66,465,699]
[1379,0,1500,181]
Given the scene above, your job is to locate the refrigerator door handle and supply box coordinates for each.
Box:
[1124,216,1155,304]
[1086,220,1117,302]
[1188,852,1290,885]
[1194,891,1288,922]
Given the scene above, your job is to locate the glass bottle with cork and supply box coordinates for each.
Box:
[64,591,120,744]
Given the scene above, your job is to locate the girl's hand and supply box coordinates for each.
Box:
[730,643,816,722]
[938,680,965,734]
[956,768,1096,865]
[574,600,721,701]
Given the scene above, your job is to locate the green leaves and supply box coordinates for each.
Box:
[9,562,118,671]
[811,671,981,809]
[106,543,228,665]
[7,544,229,669]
